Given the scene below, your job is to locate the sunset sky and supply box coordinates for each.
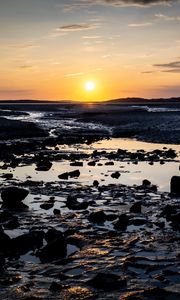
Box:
[0,0,180,101]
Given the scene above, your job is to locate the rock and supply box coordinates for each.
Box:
[88,211,107,223]
[114,214,130,230]
[37,235,67,263]
[171,176,180,195]
[88,161,96,166]
[1,187,29,207]
[105,161,114,166]
[35,159,52,171]
[130,218,147,226]
[88,272,127,290]
[53,209,61,215]
[58,172,69,180]
[68,170,80,178]
[130,201,142,213]
[11,231,44,256]
[1,173,13,180]
[66,195,89,210]
[111,171,120,179]
[142,179,151,186]
[0,227,11,254]
[93,180,99,187]
[49,281,63,291]
[70,161,83,167]
[45,228,64,243]
[40,202,54,210]
[59,170,80,180]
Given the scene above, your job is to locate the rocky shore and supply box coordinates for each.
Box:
[0,100,180,299]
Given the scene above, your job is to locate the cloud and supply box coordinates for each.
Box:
[155,13,180,21]
[8,42,38,49]
[128,22,153,27]
[61,0,173,13]
[64,72,84,77]
[154,60,180,73]
[57,23,98,32]
[0,89,35,96]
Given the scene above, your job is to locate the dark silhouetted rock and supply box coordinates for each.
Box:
[130,201,142,213]
[105,161,114,166]
[88,161,96,166]
[171,176,180,195]
[114,214,130,230]
[0,227,11,254]
[35,159,52,171]
[1,173,13,180]
[40,202,54,210]
[131,218,147,226]
[68,169,80,178]
[93,180,99,187]
[11,231,44,256]
[53,209,61,215]
[37,236,67,263]
[88,211,107,223]
[49,281,63,291]
[58,172,69,180]
[88,272,127,290]
[70,161,83,167]
[111,171,120,179]
[66,195,89,210]
[45,228,64,243]
[142,179,151,186]
[1,187,29,207]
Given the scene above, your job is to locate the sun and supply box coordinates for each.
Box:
[85,81,95,92]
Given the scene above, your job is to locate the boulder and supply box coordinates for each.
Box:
[1,187,29,209]
[111,171,120,179]
[130,201,142,213]
[66,195,89,210]
[11,231,44,256]
[37,235,67,263]
[88,211,107,223]
[114,214,130,230]
[35,159,52,171]
[170,176,180,195]
[1,187,29,204]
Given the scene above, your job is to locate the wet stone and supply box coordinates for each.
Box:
[88,272,127,290]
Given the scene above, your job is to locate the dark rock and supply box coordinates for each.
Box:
[93,180,99,187]
[58,172,69,180]
[11,231,44,256]
[130,218,147,226]
[3,216,19,229]
[68,169,80,178]
[1,187,29,207]
[45,228,64,243]
[49,281,63,291]
[105,161,114,166]
[70,161,83,167]
[171,176,180,195]
[88,161,96,166]
[35,159,52,171]
[0,227,11,254]
[37,236,67,263]
[114,214,130,230]
[160,204,177,221]
[1,173,13,180]
[130,201,142,213]
[142,179,151,186]
[53,209,61,215]
[88,211,107,223]
[111,171,120,179]
[88,272,127,290]
[40,202,54,210]
[66,195,89,210]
